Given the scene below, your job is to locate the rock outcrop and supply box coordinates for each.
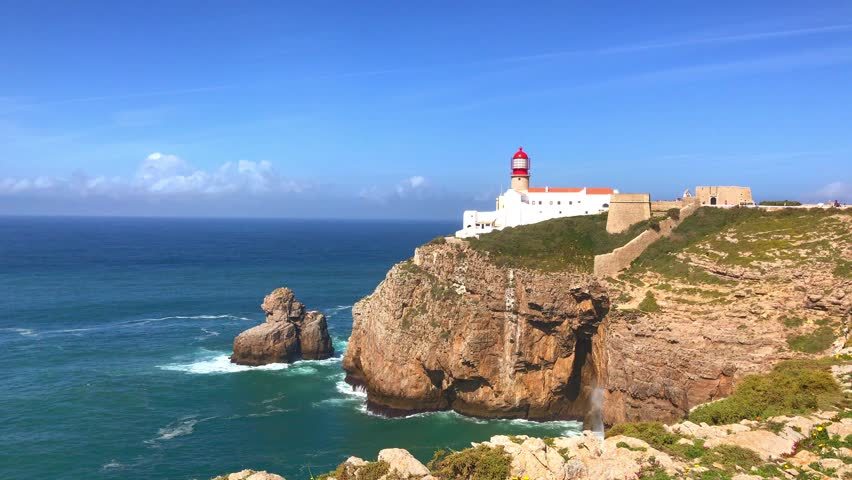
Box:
[231,287,333,366]
[343,239,610,420]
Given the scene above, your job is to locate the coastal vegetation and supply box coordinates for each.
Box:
[787,326,838,353]
[638,291,660,312]
[427,445,512,480]
[467,213,651,272]
[606,422,783,479]
[687,359,844,425]
[629,207,852,279]
[314,461,390,480]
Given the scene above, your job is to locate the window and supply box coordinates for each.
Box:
[559,211,562,214]
[549,201,553,205]
[557,201,561,205]
[569,201,573,205]
[603,203,609,208]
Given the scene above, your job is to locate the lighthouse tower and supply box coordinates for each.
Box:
[511,147,530,192]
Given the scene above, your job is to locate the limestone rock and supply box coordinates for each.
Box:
[377,448,430,477]
[300,311,333,360]
[343,241,610,420]
[217,470,285,480]
[486,435,572,480]
[828,418,852,437]
[704,430,795,460]
[231,287,333,365]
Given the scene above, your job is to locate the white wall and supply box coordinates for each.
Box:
[455,188,612,238]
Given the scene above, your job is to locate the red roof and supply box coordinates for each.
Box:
[527,187,614,194]
[512,147,528,160]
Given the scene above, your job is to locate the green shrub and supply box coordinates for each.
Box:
[666,208,680,220]
[638,465,674,479]
[639,291,661,313]
[357,461,390,480]
[834,260,852,279]
[314,461,389,480]
[428,445,511,480]
[699,444,765,476]
[606,422,680,450]
[615,441,647,452]
[648,219,661,232]
[779,315,806,328]
[787,326,836,353]
[688,359,842,425]
[428,236,448,245]
[759,200,802,206]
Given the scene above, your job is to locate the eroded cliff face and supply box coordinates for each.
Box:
[343,239,610,420]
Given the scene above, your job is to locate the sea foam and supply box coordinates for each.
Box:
[159,353,289,374]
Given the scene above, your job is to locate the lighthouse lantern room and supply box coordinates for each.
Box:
[511,147,530,192]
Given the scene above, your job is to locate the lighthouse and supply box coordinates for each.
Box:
[511,147,530,192]
[455,146,617,238]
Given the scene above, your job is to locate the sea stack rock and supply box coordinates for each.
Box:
[231,287,333,366]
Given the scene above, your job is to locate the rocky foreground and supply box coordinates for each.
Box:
[215,357,852,479]
[231,287,333,365]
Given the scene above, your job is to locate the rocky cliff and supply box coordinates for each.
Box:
[343,208,852,424]
[343,238,610,420]
[231,287,333,366]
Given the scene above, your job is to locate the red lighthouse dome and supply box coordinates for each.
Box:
[511,147,530,176]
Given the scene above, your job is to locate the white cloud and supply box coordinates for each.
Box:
[362,175,429,203]
[408,175,425,188]
[0,153,305,198]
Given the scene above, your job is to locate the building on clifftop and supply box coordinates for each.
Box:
[455,147,616,238]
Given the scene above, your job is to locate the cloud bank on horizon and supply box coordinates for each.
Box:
[0,152,479,218]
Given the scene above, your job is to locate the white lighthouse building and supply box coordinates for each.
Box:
[455,147,616,238]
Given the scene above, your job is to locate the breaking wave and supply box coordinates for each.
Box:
[0,327,37,337]
[158,352,290,374]
[324,305,353,318]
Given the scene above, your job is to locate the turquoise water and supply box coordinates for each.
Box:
[0,217,581,479]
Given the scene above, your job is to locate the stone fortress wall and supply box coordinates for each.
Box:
[650,200,684,212]
[605,193,651,234]
[594,201,700,278]
[695,186,753,206]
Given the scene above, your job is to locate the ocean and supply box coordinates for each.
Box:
[0,217,581,479]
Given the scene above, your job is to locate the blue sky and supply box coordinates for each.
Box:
[1,1,851,218]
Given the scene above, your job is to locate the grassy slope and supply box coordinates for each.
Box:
[627,207,852,281]
[467,213,651,272]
